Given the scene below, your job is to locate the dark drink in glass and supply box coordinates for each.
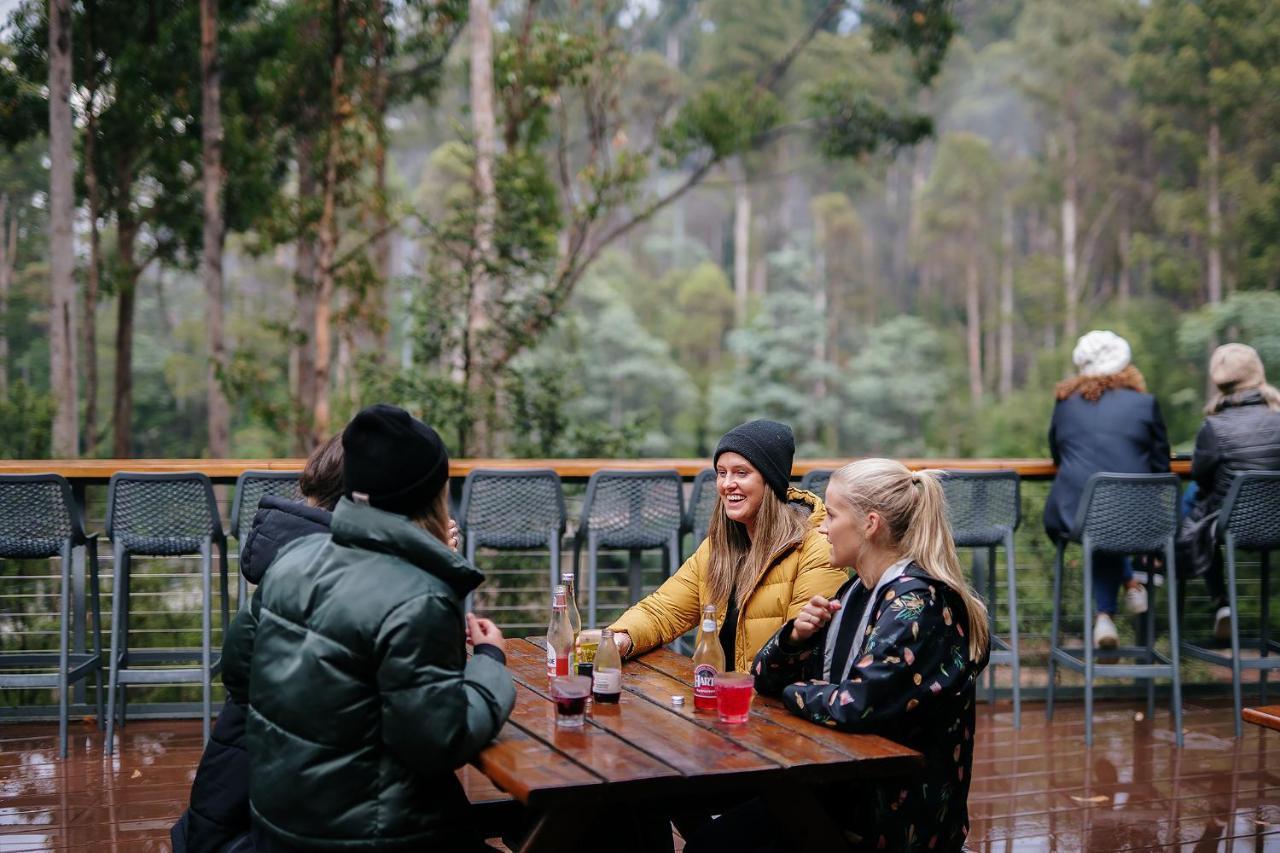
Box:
[551,675,591,728]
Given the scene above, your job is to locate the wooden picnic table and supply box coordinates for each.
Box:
[472,637,923,852]
[1242,705,1280,732]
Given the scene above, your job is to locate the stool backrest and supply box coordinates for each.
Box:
[799,469,833,500]
[1219,470,1280,552]
[0,474,85,558]
[579,470,684,549]
[459,469,566,549]
[686,468,718,545]
[940,470,1021,548]
[230,471,302,542]
[106,472,224,556]
[1073,473,1179,553]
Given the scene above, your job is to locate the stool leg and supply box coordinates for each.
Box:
[202,540,213,745]
[1166,540,1183,748]
[987,546,997,707]
[587,533,599,629]
[464,539,478,615]
[1046,541,1064,721]
[105,544,124,756]
[1225,533,1243,739]
[119,557,130,728]
[1082,542,1095,748]
[550,535,562,604]
[218,541,230,634]
[1005,533,1021,730]
[628,549,643,604]
[58,541,72,759]
[1145,577,1156,722]
[668,534,679,582]
[1262,551,1271,703]
[88,546,104,729]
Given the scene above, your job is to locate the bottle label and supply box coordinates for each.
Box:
[702,619,716,633]
[693,663,717,698]
[593,669,621,693]
[547,647,570,677]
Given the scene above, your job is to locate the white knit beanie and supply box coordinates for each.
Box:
[1072,330,1132,377]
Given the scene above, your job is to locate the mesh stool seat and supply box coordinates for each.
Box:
[0,475,104,757]
[685,468,717,548]
[104,472,229,753]
[574,470,684,627]
[1180,471,1280,737]
[1046,473,1183,747]
[799,469,833,500]
[459,469,566,602]
[941,470,1023,728]
[229,471,302,608]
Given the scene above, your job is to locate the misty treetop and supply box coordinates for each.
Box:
[2,0,1278,461]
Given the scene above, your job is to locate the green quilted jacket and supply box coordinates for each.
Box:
[222,498,516,850]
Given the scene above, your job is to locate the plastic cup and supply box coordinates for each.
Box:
[551,675,592,728]
[715,672,754,724]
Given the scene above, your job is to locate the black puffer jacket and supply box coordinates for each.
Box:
[224,498,515,851]
[172,498,332,853]
[1191,390,1280,514]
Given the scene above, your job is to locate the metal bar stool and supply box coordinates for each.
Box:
[458,469,566,608]
[685,468,717,550]
[229,471,301,609]
[799,469,833,500]
[574,470,684,628]
[0,474,104,757]
[1046,473,1183,747]
[1180,471,1280,737]
[941,470,1023,729]
[104,472,228,753]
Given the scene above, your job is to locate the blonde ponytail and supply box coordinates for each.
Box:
[830,459,990,661]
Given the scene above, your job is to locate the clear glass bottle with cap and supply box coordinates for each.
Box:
[691,604,724,712]
[546,585,574,679]
[561,572,581,672]
[592,628,622,703]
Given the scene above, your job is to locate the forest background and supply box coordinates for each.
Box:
[3,0,1279,464]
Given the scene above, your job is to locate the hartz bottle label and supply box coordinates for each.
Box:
[693,663,716,699]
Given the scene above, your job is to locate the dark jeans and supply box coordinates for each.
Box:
[681,798,798,853]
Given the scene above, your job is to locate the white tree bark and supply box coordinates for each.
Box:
[999,199,1014,399]
[465,0,498,454]
[733,160,751,327]
[48,0,79,457]
[1206,118,1223,305]
[201,0,230,456]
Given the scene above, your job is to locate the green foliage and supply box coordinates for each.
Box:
[809,87,933,160]
[843,316,950,455]
[1178,293,1280,369]
[0,381,53,458]
[661,79,785,160]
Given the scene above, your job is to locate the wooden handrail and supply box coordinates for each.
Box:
[0,457,1191,480]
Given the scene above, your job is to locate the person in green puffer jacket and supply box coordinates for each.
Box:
[222,404,516,852]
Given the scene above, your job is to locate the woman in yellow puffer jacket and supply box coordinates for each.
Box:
[611,420,848,672]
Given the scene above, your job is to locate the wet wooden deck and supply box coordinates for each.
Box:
[2,696,1278,851]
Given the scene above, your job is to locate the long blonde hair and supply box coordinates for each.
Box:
[704,489,809,610]
[829,458,989,661]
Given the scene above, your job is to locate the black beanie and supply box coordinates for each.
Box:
[341,404,450,516]
[713,419,795,500]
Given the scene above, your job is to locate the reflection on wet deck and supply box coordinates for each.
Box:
[2,696,1278,851]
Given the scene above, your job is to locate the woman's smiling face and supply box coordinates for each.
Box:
[716,452,766,528]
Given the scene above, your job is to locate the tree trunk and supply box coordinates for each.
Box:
[0,196,14,398]
[201,0,230,457]
[999,198,1014,399]
[368,0,392,356]
[1116,215,1131,306]
[733,160,750,327]
[82,0,101,455]
[965,251,982,405]
[1061,123,1080,344]
[48,0,79,458]
[112,209,138,458]
[294,134,319,453]
[1206,117,1223,305]
[312,0,345,445]
[465,0,498,455]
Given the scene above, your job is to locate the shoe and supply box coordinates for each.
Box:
[1094,613,1119,650]
[1124,584,1148,615]
[1214,606,1232,642]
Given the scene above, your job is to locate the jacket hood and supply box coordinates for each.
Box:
[1212,387,1280,414]
[329,497,485,597]
[788,486,827,529]
[240,496,332,584]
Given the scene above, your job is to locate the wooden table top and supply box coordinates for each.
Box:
[472,638,922,811]
[1242,705,1280,732]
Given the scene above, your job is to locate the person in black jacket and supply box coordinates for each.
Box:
[1188,343,1280,640]
[1043,331,1170,650]
[172,435,346,853]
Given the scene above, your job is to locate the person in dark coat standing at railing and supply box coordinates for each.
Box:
[225,404,514,852]
[1043,331,1170,651]
[171,435,346,853]
[1186,343,1280,640]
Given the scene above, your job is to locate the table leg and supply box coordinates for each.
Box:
[517,810,587,853]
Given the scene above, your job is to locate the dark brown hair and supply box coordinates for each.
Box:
[300,434,345,510]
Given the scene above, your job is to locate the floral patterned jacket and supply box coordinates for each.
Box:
[752,562,989,852]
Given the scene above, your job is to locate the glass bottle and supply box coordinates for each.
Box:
[691,604,725,712]
[592,628,622,704]
[546,585,573,679]
[561,572,581,672]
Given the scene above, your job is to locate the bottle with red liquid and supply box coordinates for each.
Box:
[691,604,724,712]
[592,629,622,703]
[546,585,574,679]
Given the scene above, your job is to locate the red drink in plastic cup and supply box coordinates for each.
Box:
[715,672,754,724]
[551,676,592,728]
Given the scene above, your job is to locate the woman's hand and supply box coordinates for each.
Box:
[447,519,460,552]
[467,613,506,655]
[789,595,841,644]
[613,631,633,657]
